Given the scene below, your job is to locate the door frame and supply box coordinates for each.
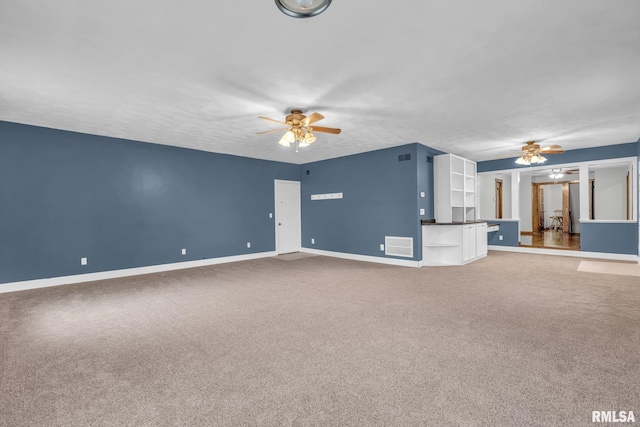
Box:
[495,179,503,219]
[274,179,301,254]
[532,181,576,233]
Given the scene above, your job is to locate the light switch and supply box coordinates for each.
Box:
[420,208,425,215]
[420,192,425,198]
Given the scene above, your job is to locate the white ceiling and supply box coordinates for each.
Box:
[1,0,639,164]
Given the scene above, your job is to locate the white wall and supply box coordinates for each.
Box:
[519,174,532,232]
[478,173,511,219]
[478,174,494,219]
[594,166,627,220]
[503,176,512,218]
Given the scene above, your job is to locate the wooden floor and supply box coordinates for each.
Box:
[520,230,580,250]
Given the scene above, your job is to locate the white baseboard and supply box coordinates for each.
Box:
[7,245,633,294]
[0,251,277,294]
[488,245,639,262]
[301,247,421,268]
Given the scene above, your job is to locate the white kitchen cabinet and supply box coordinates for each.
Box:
[476,222,488,257]
[422,222,487,266]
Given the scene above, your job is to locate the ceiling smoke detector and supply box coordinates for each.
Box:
[275,0,332,18]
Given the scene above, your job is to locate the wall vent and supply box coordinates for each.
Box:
[398,153,411,161]
[384,236,413,258]
[426,156,433,163]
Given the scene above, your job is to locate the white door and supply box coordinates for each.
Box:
[275,180,301,254]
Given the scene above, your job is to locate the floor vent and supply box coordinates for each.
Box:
[385,236,413,258]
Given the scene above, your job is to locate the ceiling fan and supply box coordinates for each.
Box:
[510,141,565,165]
[257,109,341,151]
[549,167,579,180]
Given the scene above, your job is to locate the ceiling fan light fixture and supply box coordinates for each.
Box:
[258,109,341,150]
[512,141,562,166]
[550,169,564,179]
[275,0,332,18]
[304,131,316,145]
[277,137,290,147]
[278,130,295,147]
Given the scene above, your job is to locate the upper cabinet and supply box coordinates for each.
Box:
[434,153,477,223]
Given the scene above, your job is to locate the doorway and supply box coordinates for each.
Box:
[531,182,572,233]
[526,181,579,250]
[274,180,301,254]
[495,179,503,219]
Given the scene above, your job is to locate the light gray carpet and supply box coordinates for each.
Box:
[1,252,639,426]
[578,260,640,277]
[272,252,319,261]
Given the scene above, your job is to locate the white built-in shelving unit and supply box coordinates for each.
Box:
[434,154,477,223]
[423,153,486,266]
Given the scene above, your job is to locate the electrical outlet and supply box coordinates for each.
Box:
[420,208,425,215]
[81,257,87,265]
[499,235,503,241]
[247,242,251,248]
[311,238,315,244]
[380,244,385,251]
[181,248,186,255]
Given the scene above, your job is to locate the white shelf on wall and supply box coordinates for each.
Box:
[434,154,478,223]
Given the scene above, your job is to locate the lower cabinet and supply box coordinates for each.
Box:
[422,222,488,266]
[476,222,488,258]
[462,224,477,263]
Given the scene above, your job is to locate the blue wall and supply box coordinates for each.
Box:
[0,121,300,284]
[478,142,638,173]
[580,222,638,255]
[416,144,446,248]
[485,220,520,247]
[416,144,444,220]
[300,143,441,261]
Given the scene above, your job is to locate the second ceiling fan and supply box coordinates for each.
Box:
[257,109,341,150]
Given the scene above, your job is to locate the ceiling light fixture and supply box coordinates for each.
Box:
[549,169,564,179]
[275,0,332,18]
[277,126,318,151]
[258,109,341,152]
[513,141,561,165]
[515,152,548,165]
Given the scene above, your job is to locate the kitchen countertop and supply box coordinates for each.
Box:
[421,220,489,225]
